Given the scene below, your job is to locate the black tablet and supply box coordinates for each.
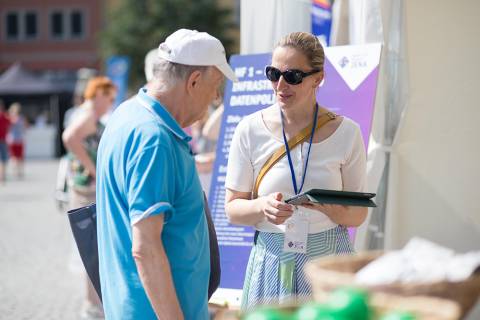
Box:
[284,189,377,207]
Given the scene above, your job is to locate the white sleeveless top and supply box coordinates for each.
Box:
[225,105,367,234]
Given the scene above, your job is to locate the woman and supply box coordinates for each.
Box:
[63,76,116,203]
[7,102,26,179]
[62,76,116,319]
[225,32,368,310]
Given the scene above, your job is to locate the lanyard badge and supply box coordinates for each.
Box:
[281,103,319,195]
[282,103,319,254]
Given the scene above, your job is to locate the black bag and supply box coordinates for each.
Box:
[67,192,220,301]
[203,192,221,298]
[67,203,101,300]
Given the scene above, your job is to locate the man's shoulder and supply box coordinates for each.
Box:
[101,102,173,150]
[109,98,161,132]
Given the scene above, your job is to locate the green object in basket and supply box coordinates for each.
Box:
[294,302,337,320]
[380,311,416,320]
[326,287,371,320]
[243,308,289,320]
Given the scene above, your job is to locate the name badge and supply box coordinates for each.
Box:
[283,210,309,254]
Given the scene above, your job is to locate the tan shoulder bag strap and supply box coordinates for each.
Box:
[252,108,336,199]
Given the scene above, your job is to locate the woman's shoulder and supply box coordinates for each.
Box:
[336,115,362,135]
[235,106,272,135]
[240,106,270,122]
[334,116,365,154]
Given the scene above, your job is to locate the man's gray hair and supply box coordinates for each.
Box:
[151,57,210,91]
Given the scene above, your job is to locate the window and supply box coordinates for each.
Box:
[4,11,38,41]
[70,11,84,38]
[25,12,37,38]
[6,12,19,39]
[51,11,64,38]
[49,9,85,40]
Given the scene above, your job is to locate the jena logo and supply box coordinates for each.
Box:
[339,56,349,68]
[325,43,381,91]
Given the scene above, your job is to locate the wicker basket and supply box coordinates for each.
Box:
[305,251,480,319]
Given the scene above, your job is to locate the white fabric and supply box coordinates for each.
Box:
[330,0,350,46]
[157,28,237,81]
[348,0,384,45]
[240,0,312,54]
[225,105,367,234]
[355,237,480,285]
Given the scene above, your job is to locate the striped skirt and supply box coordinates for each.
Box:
[241,225,353,311]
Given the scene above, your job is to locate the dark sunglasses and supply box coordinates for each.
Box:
[265,66,320,85]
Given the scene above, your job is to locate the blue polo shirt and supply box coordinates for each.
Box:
[96,88,210,320]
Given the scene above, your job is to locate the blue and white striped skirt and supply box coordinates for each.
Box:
[241,225,353,311]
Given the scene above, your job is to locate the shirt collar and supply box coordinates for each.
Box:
[136,88,191,142]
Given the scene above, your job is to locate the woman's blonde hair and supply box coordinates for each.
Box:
[276,32,325,72]
[83,76,116,100]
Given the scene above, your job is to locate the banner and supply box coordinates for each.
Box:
[105,56,130,108]
[312,0,333,46]
[209,44,382,305]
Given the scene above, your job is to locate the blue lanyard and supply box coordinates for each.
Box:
[281,103,319,195]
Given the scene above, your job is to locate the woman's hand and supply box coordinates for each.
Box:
[301,202,367,227]
[259,192,295,225]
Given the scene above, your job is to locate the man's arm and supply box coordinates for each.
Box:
[132,214,184,320]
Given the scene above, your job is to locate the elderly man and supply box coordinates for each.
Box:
[96,29,237,320]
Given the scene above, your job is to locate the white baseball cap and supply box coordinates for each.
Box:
[144,48,158,82]
[157,29,238,82]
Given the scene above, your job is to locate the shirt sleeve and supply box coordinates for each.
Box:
[341,123,367,192]
[225,119,254,193]
[126,144,175,225]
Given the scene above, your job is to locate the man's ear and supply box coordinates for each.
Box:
[186,70,202,94]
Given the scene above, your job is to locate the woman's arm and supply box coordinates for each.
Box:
[302,203,367,227]
[62,109,97,177]
[225,189,295,226]
[302,123,368,227]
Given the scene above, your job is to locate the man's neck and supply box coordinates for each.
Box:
[146,82,187,127]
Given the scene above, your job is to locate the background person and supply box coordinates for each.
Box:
[95,29,237,320]
[7,102,27,179]
[0,100,10,184]
[224,31,368,310]
[62,76,117,319]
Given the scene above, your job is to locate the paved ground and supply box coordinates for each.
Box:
[0,160,84,320]
[1,160,479,320]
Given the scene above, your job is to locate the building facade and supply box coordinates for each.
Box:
[0,0,104,72]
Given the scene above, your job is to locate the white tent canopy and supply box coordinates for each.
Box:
[240,0,312,54]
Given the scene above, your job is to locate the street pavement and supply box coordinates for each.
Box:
[1,160,479,320]
[0,160,84,320]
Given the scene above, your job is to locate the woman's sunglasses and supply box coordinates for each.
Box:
[265,66,320,85]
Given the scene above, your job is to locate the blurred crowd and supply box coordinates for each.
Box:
[0,99,27,184]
